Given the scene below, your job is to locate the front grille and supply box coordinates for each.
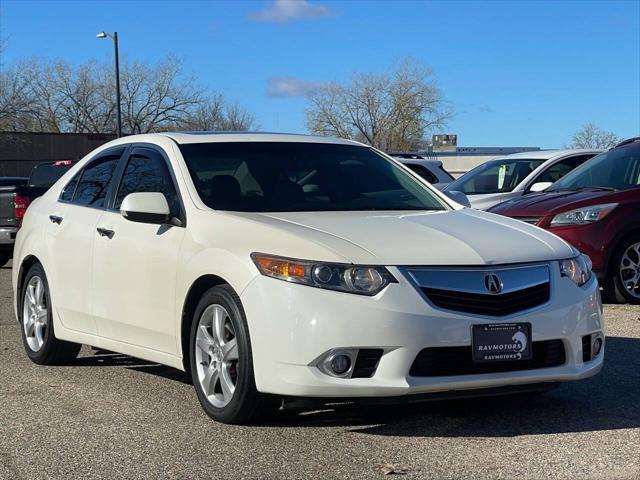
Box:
[352,349,383,378]
[421,282,550,317]
[410,340,566,377]
[512,216,541,225]
[582,334,592,362]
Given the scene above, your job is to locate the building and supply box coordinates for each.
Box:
[0,132,116,176]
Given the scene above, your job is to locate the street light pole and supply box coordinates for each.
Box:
[97,31,122,138]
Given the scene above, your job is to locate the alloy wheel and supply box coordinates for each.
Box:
[619,241,640,300]
[194,304,239,408]
[22,276,48,352]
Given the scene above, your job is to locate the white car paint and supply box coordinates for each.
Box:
[13,133,603,411]
[445,149,600,210]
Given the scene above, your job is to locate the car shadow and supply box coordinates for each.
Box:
[70,337,639,437]
[72,349,191,385]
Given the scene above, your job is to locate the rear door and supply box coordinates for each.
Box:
[91,145,186,354]
[45,147,125,335]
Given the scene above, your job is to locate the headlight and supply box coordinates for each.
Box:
[560,254,592,286]
[551,203,618,226]
[251,253,397,295]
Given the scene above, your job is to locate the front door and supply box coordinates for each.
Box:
[91,146,186,354]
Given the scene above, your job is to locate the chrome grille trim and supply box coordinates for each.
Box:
[401,264,550,295]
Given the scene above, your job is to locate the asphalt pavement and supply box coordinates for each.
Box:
[1,261,639,479]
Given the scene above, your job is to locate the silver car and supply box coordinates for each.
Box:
[444,149,600,210]
[391,154,454,186]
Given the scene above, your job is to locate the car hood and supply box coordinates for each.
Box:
[239,209,574,266]
[489,190,615,216]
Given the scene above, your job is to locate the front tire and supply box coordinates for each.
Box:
[189,285,274,424]
[20,263,81,364]
[607,236,640,304]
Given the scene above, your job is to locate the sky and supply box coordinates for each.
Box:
[1,0,639,148]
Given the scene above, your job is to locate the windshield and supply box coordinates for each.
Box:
[447,159,545,195]
[548,144,640,192]
[179,142,447,212]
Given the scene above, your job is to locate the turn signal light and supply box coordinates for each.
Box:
[253,255,307,279]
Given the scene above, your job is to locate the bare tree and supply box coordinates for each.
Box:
[0,55,257,135]
[570,123,622,149]
[306,58,451,151]
[180,93,258,131]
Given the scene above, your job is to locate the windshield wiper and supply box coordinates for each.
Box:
[552,186,618,193]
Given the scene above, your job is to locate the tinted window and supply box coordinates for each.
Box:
[448,159,545,195]
[28,164,74,188]
[60,172,81,202]
[405,164,437,183]
[179,142,446,212]
[532,155,595,186]
[73,153,121,207]
[549,144,640,192]
[115,150,181,217]
[0,178,27,187]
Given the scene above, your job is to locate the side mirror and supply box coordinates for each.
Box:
[445,190,472,208]
[120,192,170,225]
[529,182,553,193]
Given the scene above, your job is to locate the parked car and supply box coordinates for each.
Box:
[13,133,603,424]
[390,153,454,187]
[0,162,74,267]
[444,150,600,210]
[0,177,28,266]
[489,137,640,303]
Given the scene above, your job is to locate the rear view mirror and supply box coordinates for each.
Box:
[445,190,472,208]
[529,182,553,193]
[120,192,170,224]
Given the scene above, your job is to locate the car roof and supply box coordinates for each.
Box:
[490,149,601,161]
[159,131,365,146]
[394,157,443,167]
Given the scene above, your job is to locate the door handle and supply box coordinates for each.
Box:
[96,227,115,239]
[49,215,63,225]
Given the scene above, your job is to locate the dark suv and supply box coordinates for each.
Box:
[489,137,640,303]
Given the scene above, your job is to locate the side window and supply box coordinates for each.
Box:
[73,153,121,208]
[405,164,438,183]
[115,149,181,218]
[533,155,594,186]
[59,172,81,202]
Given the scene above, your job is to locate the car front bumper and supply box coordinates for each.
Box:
[241,264,604,398]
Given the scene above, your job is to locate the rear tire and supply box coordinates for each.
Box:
[189,284,276,424]
[606,235,640,304]
[20,263,81,364]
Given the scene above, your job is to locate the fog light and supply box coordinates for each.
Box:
[331,355,351,375]
[317,349,357,378]
[592,337,603,356]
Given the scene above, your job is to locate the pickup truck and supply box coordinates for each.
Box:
[0,161,74,266]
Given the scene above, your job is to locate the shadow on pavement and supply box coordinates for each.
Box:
[70,336,639,437]
[73,349,191,384]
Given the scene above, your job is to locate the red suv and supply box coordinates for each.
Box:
[489,137,640,303]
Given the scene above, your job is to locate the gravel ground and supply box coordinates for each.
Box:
[1,261,639,479]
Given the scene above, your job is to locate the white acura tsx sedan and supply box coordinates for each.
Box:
[13,133,604,423]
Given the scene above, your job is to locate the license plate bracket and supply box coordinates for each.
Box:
[472,323,532,363]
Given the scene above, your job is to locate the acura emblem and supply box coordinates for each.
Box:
[483,273,503,294]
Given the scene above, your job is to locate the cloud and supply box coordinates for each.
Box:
[478,105,494,113]
[266,76,320,97]
[250,0,331,23]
